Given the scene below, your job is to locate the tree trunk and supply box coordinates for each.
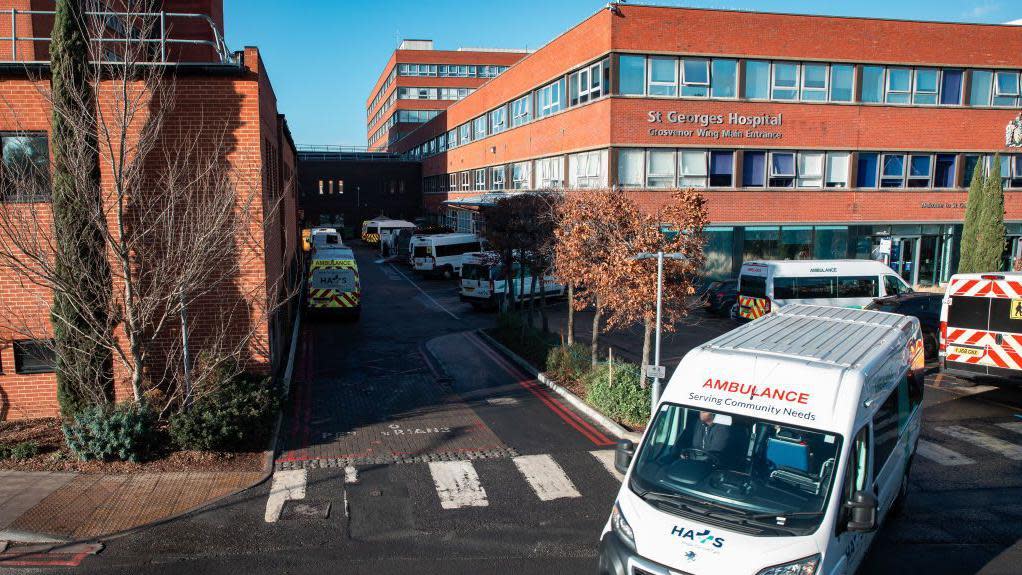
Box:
[539,273,549,334]
[527,273,538,328]
[640,317,653,390]
[566,284,575,345]
[591,295,602,367]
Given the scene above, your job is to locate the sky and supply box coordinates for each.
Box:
[223,0,1021,148]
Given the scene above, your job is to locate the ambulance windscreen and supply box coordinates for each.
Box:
[629,403,842,536]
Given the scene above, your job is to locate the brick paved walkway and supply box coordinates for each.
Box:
[0,470,263,541]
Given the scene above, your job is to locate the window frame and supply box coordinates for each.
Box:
[885,67,912,104]
[800,62,829,102]
[647,56,678,97]
[907,154,933,188]
[678,149,709,188]
[474,169,487,191]
[511,94,531,127]
[12,339,55,375]
[771,61,800,100]
[880,153,907,188]
[646,148,677,188]
[768,151,796,187]
[680,57,711,98]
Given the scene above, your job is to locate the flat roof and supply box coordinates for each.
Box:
[706,305,912,368]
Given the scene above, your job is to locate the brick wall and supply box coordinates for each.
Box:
[0,45,296,421]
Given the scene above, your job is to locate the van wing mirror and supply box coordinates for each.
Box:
[845,490,878,532]
[614,440,635,475]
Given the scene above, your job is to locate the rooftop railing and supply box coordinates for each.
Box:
[0,9,235,65]
[297,145,416,162]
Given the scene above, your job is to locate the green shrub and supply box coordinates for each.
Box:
[546,343,591,383]
[585,362,652,426]
[168,372,279,452]
[62,403,157,462]
[10,441,40,460]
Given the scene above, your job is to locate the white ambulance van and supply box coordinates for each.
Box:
[738,260,911,320]
[410,233,485,278]
[459,251,565,309]
[601,305,925,575]
[940,272,1022,382]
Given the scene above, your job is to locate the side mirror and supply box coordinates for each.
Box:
[615,440,635,475]
[845,490,878,532]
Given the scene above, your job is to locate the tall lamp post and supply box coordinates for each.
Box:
[631,251,687,416]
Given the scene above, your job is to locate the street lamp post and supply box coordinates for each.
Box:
[631,250,686,416]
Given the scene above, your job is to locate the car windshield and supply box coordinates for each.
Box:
[630,403,842,536]
[739,275,766,298]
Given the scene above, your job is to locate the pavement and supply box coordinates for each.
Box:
[3,245,1021,574]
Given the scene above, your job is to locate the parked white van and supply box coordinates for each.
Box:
[738,260,912,320]
[309,227,342,252]
[410,233,486,278]
[459,251,565,309]
[601,305,925,575]
[940,272,1022,382]
[360,218,416,246]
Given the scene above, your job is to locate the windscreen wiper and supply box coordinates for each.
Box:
[748,511,825,521]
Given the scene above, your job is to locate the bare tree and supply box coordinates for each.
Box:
[0,2,295,418]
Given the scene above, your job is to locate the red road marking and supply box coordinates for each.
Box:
[466,332,615,447]
[0,552,91,567]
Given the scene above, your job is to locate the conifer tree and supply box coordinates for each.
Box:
[975,155,1007,272]
[959,159,987,273]
[50,0,114,416]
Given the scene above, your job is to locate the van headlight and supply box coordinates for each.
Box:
[756,554,820,575]
[610,502,635,550]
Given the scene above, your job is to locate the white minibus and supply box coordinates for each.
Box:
[601,305,925,575]
[459,251,565,309]
[738,260,911,320]
[410,233,485,278]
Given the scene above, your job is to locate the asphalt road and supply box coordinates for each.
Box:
[10,245,1022,574]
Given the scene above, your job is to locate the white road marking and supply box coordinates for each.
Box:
[428,461,488,509]
[485,397,519,406]
[915,440,975,466]
[937,425,1022,461]
[388,264,461,321]
[996,421,1022,435]
[513,454,582,501]
[590,450,625,481]
[264,469,307,523]
[344,465,359,484]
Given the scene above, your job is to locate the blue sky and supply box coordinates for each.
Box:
[223,0,1020,147]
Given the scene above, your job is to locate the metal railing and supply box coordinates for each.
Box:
[296,145,416,162]
[0,9,234,65]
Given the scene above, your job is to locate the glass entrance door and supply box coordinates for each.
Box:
[890,236,920,285]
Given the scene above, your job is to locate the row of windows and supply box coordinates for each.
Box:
[369,68,398,116]
[617,148,1022,190]
[618,54,1022,108]
[397,52,1022,155]
[406,59,608,158]
[397,63,510,78]
[368,91,397,127]
[421,150,609,194]
[397,87,474,101]
[369,110,443,146]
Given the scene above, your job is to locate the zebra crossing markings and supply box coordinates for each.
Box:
[428,461,489,509]
[936,425,1022,461]
[996,421,1022,435]
[916,440,976,466]
[265,469,307,523]
[512,454,581,501]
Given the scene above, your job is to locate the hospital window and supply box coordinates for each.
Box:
[801,63,828,102]
[616,148,644,188]
[709,151,734,187]
[536,156,564,189]
[618,54,646,95]
[474,169,486,191]
[568,150,607,189]
[491,165,506,191]
[968,70,1021,107]
[536,79,564,117]
[318,180,323,195]
[511,95,531,127]
[830,65,854,102]
[994,71,1021,107]
[460,171,470,191]
[743,151,765,187]
[569,59,608,106]
[999,155,1022,189]
[743,60,770,100]
[459,123,471,144]
[771,62,799,100]
[646,149,677,188]
[678,149,708,188]
[489,106,507,134]
[512,162,532,189]
[681,58,710,97]
[940,70,963,105]
[860,66,885,103]
[645,56,677,96]
[473,116,487,140]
